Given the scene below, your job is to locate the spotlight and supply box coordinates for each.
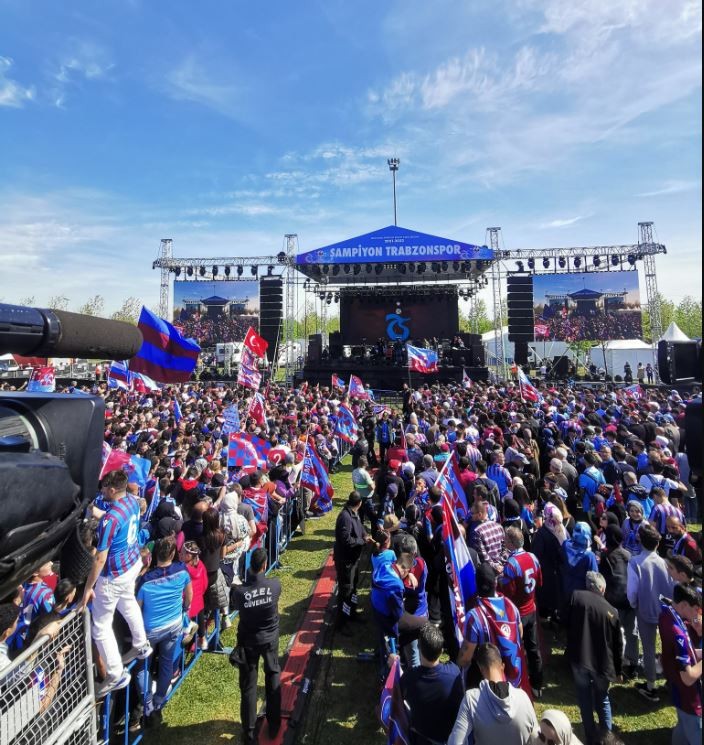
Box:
[334,292,340,302]
[628,254,637,266]
[322,264,330,275]
[558,257,567,269]
[452,261,460,271]
[462,261,471,272]
[398,264,407,274]
[418,262,426,274]
[593,256,601,267]
[212,265,218,276]
[574,257,582,268]
[332,265,340,276]
[353,265,361,275]
[174,267,181,277]
[409,262,416,273]
[327,292,333,301]
[303,278,311,290]
[527,258,535,270]
[516,261,525,272]
[186,266,193,277]
[365,264,373,274]
[611,255,620,267]
[441,261,448,272]
[431,262,440,273]
[251,266,258,276]
[199,266,206,277]
[343,265,351,274]
[237,265,244,277]
[277,251,287,264]
[267,265,275,276]
[374,264,383,275]
[542,258,550,269]
[224,265,231,277]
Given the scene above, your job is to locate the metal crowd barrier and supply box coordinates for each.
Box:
[1,610,97,745]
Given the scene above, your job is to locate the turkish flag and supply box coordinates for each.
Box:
[244,326,268,359]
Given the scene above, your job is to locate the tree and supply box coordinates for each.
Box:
[47,295,70,311]
[111,297,142,324]
[76,295,105,317]
[642,294,702,342]
[18,296,35,307]
[460,298,493,334]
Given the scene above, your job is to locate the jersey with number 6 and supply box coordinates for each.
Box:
[96,494,141,578]
[500,549,542,616]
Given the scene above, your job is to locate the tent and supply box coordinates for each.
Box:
[660,322,690,343]
[589,339,656,376]
[480,328,575,366]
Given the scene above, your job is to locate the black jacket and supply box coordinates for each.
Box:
[232,572,281,647]
[566,590,623,681]
[600,547,631,610]
[333,505,367,564]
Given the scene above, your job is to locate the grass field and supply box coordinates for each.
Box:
[150,458,687,745]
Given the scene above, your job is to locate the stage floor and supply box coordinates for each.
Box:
[296,361,489,390]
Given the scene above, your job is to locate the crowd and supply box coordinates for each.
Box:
[174,312,259,346]
[534,311,643,342]
[0,372,701,745]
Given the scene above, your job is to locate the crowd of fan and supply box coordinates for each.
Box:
[336,378,701,745]
[535,311,643,342]
[0,375,701,744]
[174,312,258,346]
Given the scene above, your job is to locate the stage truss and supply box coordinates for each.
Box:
[153,221,666,382]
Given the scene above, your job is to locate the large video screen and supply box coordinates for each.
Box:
[340,290,459,345]
[533,271,642,342]
[173,280,259,346]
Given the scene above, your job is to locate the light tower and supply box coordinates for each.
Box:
[387,158,400,226]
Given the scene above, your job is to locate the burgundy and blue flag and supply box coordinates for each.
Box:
[349,374,370,400]
[227,432,261,471]
[406,344,439,373]
[436,452,469,520]
[242,432,273,463]
[624,384,643,400]
[331,373,346,390]
[517,367,541,403]
[108,360,132,391]
[334,403,358,444]
[379,656,410,745]
[301,441,334,513]
[130,307,200,384]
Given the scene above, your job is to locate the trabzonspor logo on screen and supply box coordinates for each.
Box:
[385,312,410,341]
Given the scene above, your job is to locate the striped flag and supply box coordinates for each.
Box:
[132,371,160,392]
[241,432,273,463]
[334,403,358,444]
[517,367,541,403]
[27,366,56,392]
[349,374,370,400]
[247,392,267,430]
[436,452,469,520]
[379,656,410,745]
[440,468,476,644]
[173,399,183,423]
[624,384,643,400]
[108,361,132,391]
[406,344,439,373]
[331,373,346,390]
[462,369,473,389]
[227,432,261,470]
[301,441,334,513]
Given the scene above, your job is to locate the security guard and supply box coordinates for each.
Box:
[231,548,281,744]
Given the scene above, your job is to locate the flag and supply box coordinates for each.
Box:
[517,367,541,403]
[462,369,472,389]
[534,323,550,338]
[247,392,267,430]
[27,366,56,392]
[238,364,262,390]
[99,447,131,481]
[222,404,241,434]
[227,432,261,470]
[125,454,151,492]
[372,404,391,417]
[379,657,410,745]
[334,403,358,444]
[436,452,469,520]
[143,478,160,521]
[242,432,273,463]
[243,326,268,359]
[624,384,643,400]
[301,442,334,513]
[441,486,476,645]
[130,306,200,384]
[132,371,160,392]
[331,373,346,390]
[173,399,182,423]
[108,361,132,391]
[406,344,439,373]
[349,374,370,400]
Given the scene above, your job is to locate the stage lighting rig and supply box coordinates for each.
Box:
[332,265,340,276]
[199,266,206,277]
[224,266,231,277]
[398,263,407,274]
[593,256,601,267]
[611,255,620,267]
[237,266,243,277]
[417,262,426,274]
[441,261,448,272]
[187,266,194,277]
[212,265,218,276]
[353,265,361,275]
[277,251,287,263]
[542,258,550,269]
[574,257,582,268]
[527,258,535,270]
[516,261,525,272]
[251,266,258,276]
[452,261,460,272]
[365,264,373,274]
[628,254,637,266]
[174,267,181,277]
[343,265,351,274]
[375,264,383,275]
[558,257,567,269]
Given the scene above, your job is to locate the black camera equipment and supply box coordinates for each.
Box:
[0,304,144,600]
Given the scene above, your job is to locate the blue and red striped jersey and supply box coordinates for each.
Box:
[96,495,141,578]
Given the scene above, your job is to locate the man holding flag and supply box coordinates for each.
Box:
[406,344,439,374]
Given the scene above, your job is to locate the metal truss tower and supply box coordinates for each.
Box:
[487,227,507,380]
[157,239,173,319]
[283,234,298,384]
[639,221,663,342]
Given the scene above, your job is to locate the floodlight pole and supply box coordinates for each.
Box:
[388,158,400,226]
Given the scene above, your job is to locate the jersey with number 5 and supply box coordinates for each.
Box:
[500,549,542,616]
[96,495,142,578]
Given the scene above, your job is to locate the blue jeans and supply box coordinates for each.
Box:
[571,664,612,743]
[673,708,702,745]
[403,639,420,669]
[137,621,182,713]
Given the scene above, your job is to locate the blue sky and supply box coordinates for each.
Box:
[0,0,701,316]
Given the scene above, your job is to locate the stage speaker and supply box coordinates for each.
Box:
[514,341,529,365]
[552,356,570,378]
[507,274,535,342]
[471,343,485,366]
[329,331,342,359]
[658,340,701,384]
[259,277,283,359]
[307,334,322,363]
[460,333,481,347]
[684,399,702,474]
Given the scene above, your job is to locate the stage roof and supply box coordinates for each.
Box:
[295,225,494,285]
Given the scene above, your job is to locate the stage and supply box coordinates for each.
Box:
[295,361,489,391]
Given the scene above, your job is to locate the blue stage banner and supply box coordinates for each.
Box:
[296,225,494,265]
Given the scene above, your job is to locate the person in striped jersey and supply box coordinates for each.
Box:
[648,487,686,557]
[80,469,151,696]
[12,562,55,650]
[486,450,513,500]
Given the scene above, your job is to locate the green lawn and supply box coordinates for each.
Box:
[150,459,686,745]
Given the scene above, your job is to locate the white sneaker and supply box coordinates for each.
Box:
[222,615,232,630]
[96,668,131,698]
[122,643,153,664]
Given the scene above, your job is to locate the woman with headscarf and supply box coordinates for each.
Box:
[559,522,598,619]
[218,491,251,587]
[531,502,567,623]
[537,709,584,745]
[502,498,532,551]
[621,500,645,557]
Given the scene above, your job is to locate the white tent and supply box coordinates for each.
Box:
[589,339,656,376]
[660,322,690,342]
[481,328,575,366]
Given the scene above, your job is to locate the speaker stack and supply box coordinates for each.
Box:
[506,275,534,344]
[259,277,283,359]
[657,340,701,385]
[307,334,322,363]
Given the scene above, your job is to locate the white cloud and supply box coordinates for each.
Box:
[50,41,114,107]
[539,216,588,229]
[0,57,35,108]
[637,180,701,198]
